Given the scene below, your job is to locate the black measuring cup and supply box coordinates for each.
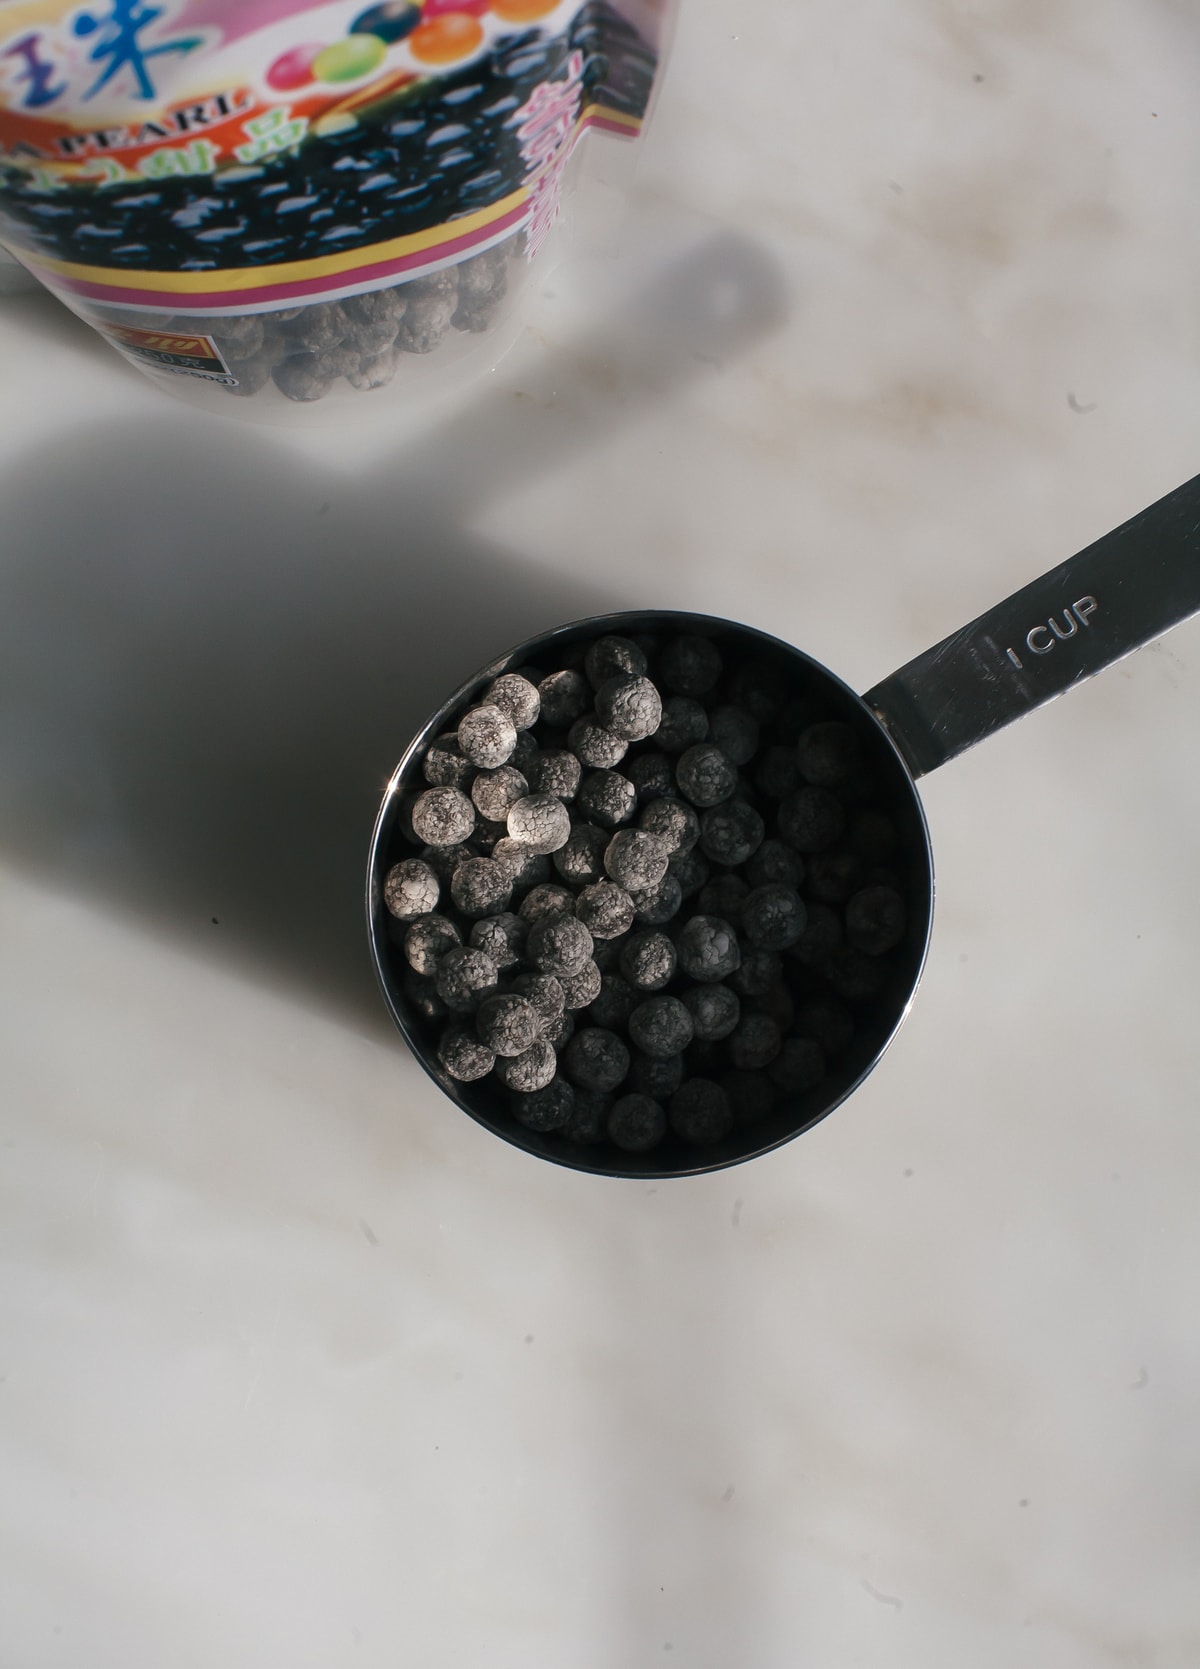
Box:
[368,473,1200,1177]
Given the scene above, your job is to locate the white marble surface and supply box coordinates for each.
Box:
[3,3,1200,1665]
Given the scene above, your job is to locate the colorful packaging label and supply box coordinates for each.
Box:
[0,0,662,313]
[103,318,234,378]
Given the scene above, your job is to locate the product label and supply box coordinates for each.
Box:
[0,0,661,313]
[101,317,235,379]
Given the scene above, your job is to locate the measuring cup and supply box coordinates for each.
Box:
[367,473,1200,1177]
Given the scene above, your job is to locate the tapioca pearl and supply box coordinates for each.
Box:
[475,992,540,1057]
[484,672,540,731]
[675,915,740,983]
[618,931,676,992]
[604,829,670,892]
[675,744,737,808]
[728,1014,782,1071]
[744,839,804,890]
[404,913,461,975]
[494,1039,556,1093]
[698,800,764,868]
[537,669,589,728]
[527,915,594,978]
[411,785,475,847]
[805,850,862,904]
[507,972,565,1038]
[729,948,783,999]
[490,839,550,892]
[589,937,620,971]
[383,858,439,920]
[668,1078,733,1144]
[741,884,807,950]
[510,730,540,777]
[470,766,528,821]
[628,873,683,927]
[560,1087,613,1145]
[627,752,675,803]
[627,996,694,1060]
[778,786,846,853]
[552,824,609,887]
[506,793,571,855]
[607,1093,667,1154]
[844,885,907,955]
[584,635,647,688]
[558,959,602,1011]
[347,346,400,391]
[434,945,498,1012]
[272,355,336,403]
[577,770,636,829]
[468,911,526,970]
[420,847,470,887]
[627,1049,684,1100]
[568,716,628,770]
[575,881,635,941]
[681,983,740,1042]
[518,883,576,925]
[562,1028,630,1093]
[450,856,512,918]
[594,674,662,742]
[660,636,722,697]
[511,1076,575,1132]
[438,1024,495,1082]
[708,704,759,767]
[667,849,711,901]
[586,974,638,1032]
[653,696,708,755]
[530,749,581,801]
[637,796,700,855]
[458,703,517,768]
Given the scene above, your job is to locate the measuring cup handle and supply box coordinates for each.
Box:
[862,472,1200,778]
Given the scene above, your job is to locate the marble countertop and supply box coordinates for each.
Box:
[3,3,1199,1664]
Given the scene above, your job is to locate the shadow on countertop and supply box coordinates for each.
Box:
[0,233,788,1041]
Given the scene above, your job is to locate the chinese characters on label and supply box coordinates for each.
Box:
[1,0,203,111]
[73,1,203,103]
[5,107,298,191]
[512,51,585,257]
[3,33,66,110]
[234,107,308,164]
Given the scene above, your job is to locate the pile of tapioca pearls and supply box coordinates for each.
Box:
[383,633,910,1157]
[267,0,562,86]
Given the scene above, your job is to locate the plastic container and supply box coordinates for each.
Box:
[0,0,674,414]
[0,240,38,292]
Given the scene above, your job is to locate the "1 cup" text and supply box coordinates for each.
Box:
[1005,596,1098,669]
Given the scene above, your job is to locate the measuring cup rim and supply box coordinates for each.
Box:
[367,608,937,1178]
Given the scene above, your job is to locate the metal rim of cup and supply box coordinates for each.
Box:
[366,610,936,1178]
